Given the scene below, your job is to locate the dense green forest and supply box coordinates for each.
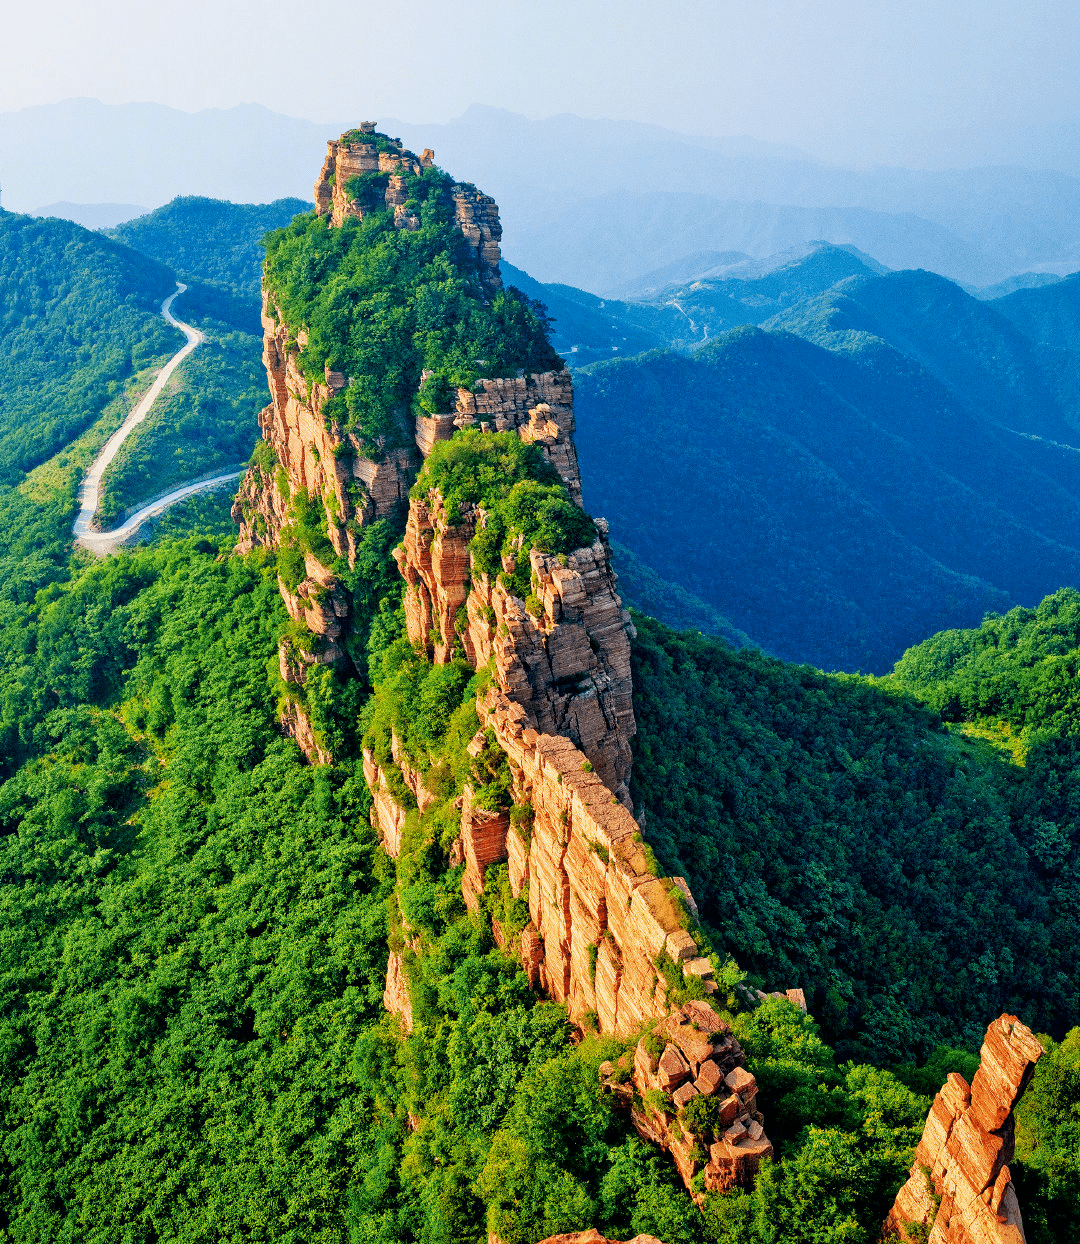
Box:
[0,200,296,527]
[0,471,1075,1240]
[109,197,311,304]
[91,198,315,522]
[0,211,181,480]
[630,614,1078,1063]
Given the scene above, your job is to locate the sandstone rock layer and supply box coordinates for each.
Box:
[526,1233,667,1244]
[885,1014,1044,1244]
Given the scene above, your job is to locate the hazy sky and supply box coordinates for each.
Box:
[4,0,1078,168]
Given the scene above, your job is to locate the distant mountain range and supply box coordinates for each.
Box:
[4,100,1080,290]
[551,246,1080,671]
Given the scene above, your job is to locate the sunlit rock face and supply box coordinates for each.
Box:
[886,1014,1045,1244]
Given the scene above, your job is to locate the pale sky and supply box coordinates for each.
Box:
[4,0,1079,168]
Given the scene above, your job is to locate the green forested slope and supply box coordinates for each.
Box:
[575,314,1080,672]
[109,196,311,301]
[0,157,1076,1244]
[84,198,312,521]
[769,267,1079,431]
[0,511,1074,1241]
[630,613,1078,1064]
[262,190,559,452]
[0,212,180,480]
[568,257,1080,671]
[95,320,265,525]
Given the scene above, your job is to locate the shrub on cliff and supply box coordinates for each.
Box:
[412,430,596,596]
[262,172,561,450]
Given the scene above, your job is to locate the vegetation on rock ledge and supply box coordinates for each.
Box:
[262,170,561,449]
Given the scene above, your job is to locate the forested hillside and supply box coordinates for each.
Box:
[0,502,1075,1241]
[0,212,181,479]
[96,320,265,525]
[92,198,315,521]
[109,196,311,300]
[631,614,1078,1062]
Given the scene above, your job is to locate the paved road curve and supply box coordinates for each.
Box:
[73,283,221,555]
[83,469,246,554]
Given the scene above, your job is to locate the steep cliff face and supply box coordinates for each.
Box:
[364,405,776,1195]
[394,494,634,797]
[886,1015,1044,1244]
[414,370,582,506]
[233,292,417,566]
[244,124,771,1200]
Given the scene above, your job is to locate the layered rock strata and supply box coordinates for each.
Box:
[314,124,502,293]
[234,298,417,566]
[382,951,413,1034]
[234,128,528,760]
[247,127,769,1204]
[885,1014,1044,1244]
[601,1000,772,1194]
[394,493,635,798]
[415,370,581,507]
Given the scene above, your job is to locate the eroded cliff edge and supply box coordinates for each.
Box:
[233,125,775,1198]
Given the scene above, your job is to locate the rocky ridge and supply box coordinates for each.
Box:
[363,328,775,1193]
[241,124,771,1200]
[885,1014,1044,1244]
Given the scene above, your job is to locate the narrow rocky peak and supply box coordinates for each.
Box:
[314,122,502,294]
[238,126,772,1202]
[886,1014,1045,1244]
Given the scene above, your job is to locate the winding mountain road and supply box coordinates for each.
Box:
[73,283,239,555]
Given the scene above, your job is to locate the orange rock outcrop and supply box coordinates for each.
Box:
[382,951,414,1034]
[885,1014,1044,1244]
[599,1000,772,1194]
[361,317,778,1192]
[233,293,417,567]
[313,124,501,294]
[527,1233,667,1244]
